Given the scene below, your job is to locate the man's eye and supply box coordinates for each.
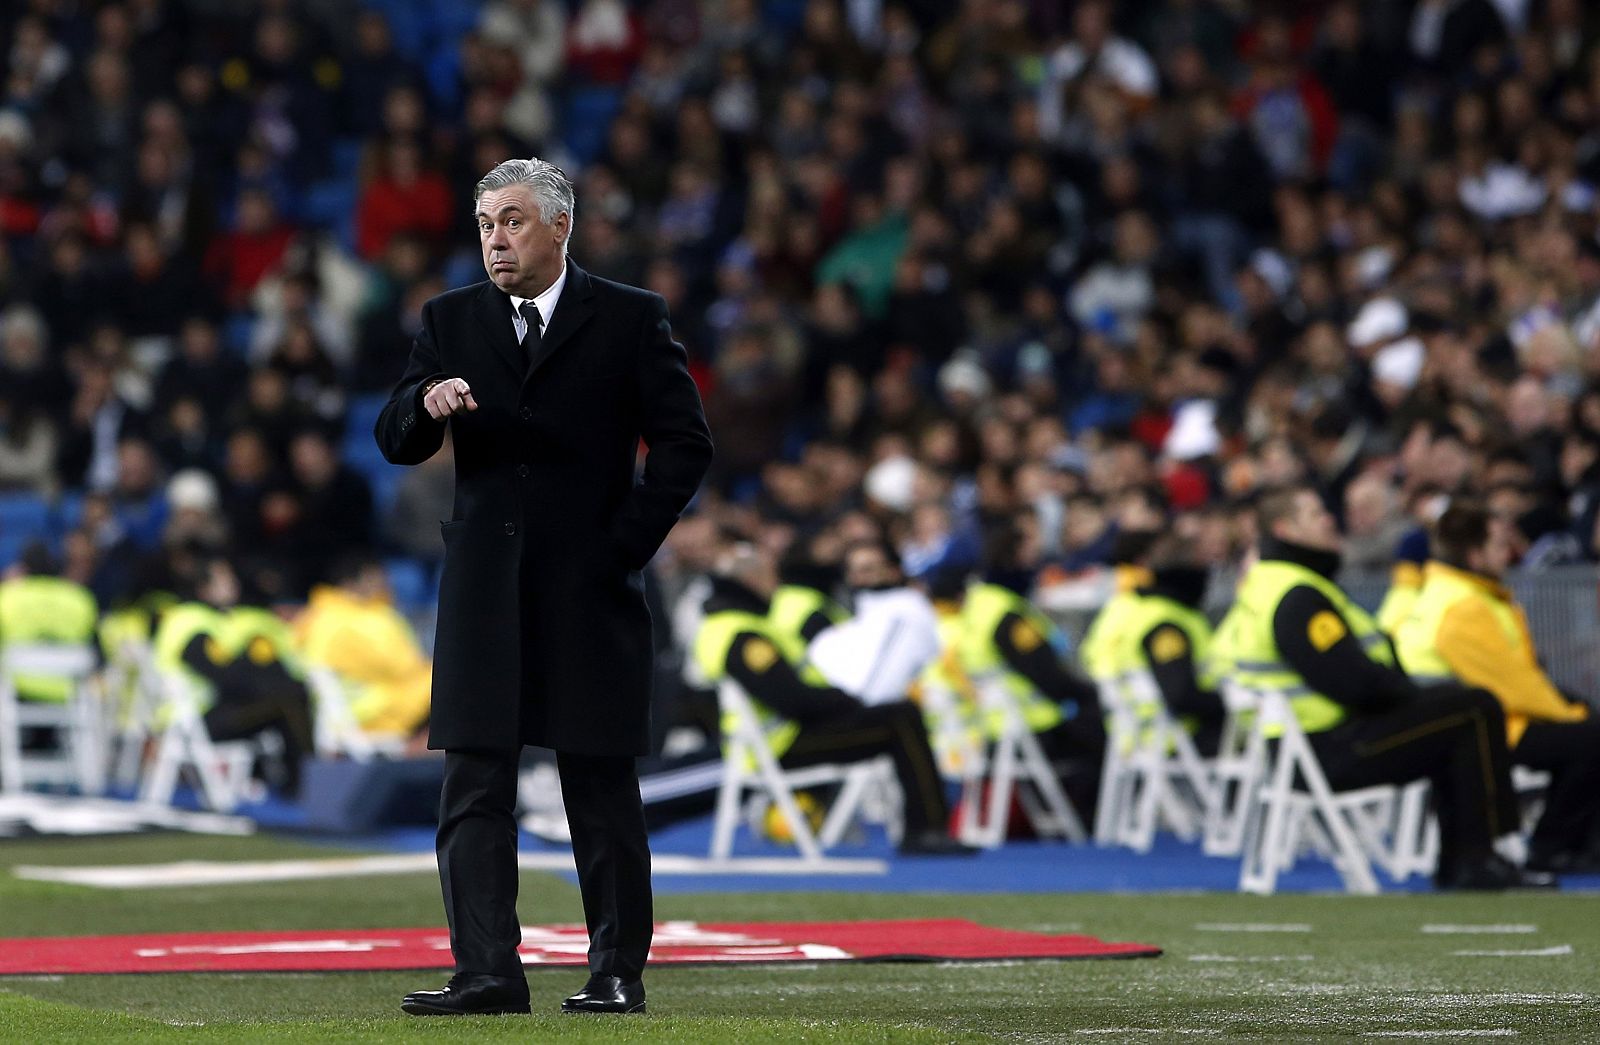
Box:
[480,223,492,232]
[507,219,520,229]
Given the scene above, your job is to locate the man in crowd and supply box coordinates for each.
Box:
[1211,486,1550,890]
[695,541,972,856]
[1396,502,1600,874]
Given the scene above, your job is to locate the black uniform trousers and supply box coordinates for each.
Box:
[1514,718,1600,858]
[779,702,949,834]
[436,749,653,982]
[1310,684,1516,875]
[201,661,314,795]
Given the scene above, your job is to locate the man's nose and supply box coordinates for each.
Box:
[487,227,509,250]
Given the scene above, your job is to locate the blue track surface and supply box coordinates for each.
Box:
[230,792,1600,895]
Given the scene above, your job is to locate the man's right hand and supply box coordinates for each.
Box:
[422,377,479,420]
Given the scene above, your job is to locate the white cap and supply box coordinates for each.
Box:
[1371,335,1426,390]
[864,455,917,513]
[167,469,219,513]
[937,355,991,400]
[1347,297,1408,349]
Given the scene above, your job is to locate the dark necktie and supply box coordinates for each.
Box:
[518,302,543,362]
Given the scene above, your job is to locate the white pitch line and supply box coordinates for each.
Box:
[1453,946,1573,958]
[1187,954,1315,963]
[1193,923,1312,933]
[1363,1032,1517,1038]
[13,852,887,889]
[1074,1030,1219,1037]
[1422,924,1537,935]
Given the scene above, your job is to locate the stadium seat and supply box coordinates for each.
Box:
[1230,684,1435,895]
[710,678,899,862]
[955,676,1088,849]
[0,644,104,796]
[1094,671,1214,854]
[0,494,53,567]
[383,557,434,613]
[560,87,625,165]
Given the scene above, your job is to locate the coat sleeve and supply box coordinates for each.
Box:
[373,300,449,466]
[1435,600,1589,725]
[609,293,714,569]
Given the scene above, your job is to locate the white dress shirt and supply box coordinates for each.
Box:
[807,587,942,705]
[510,260,567,343]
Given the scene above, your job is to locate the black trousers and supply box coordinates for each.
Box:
[1033,712,1108,822]
[779,701,948,835]
[1515,719,1600,858]
[201,663,313,794]
[1311,685,1516,875]
[437,749,652,982]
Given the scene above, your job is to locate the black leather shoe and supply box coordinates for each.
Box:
[561,973,646,1014]
[402,973,531,1016]
[898,829,981,856]
[1436,854,1559,891]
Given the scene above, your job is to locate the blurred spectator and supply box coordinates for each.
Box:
[288,428,373,590]
[355,136,453,261]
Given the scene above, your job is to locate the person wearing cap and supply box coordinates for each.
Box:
[150,556,313,796]
[0,544,99,704]
[807,537,942,706]
[1081,534,1226,755]
[694,542,973,856]
[1210,485,1550,890]
[937,517,1106,818]
[767,544,849,678]
[1395,501,1600,874]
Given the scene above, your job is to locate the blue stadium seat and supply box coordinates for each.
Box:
[560,87,626,165]
[330,137,366,182]
[384,556,435,611]
[0,493,54,566]
[345,394,389,444]
[300,180,358,232]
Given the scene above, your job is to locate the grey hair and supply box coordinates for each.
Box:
[474,158,575,250]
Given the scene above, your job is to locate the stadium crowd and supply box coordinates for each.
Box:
[2,0,1600,869]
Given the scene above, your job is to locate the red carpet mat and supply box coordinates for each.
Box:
[0,919,1159,974]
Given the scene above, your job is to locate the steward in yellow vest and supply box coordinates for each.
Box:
[766,569,849,686]
[0,557,99,703]
[1211,486,1544,891]
[695,544,972,855]
[1081,553,1225,755]
[1395,502,1600,874]
[947,520,1107,818]
[151,557,313,796]
[1376,558,1424,636]
[295,555,432,739]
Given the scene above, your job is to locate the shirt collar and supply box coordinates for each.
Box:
[510,260,567,327]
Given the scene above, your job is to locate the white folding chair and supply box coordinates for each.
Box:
[1237,687,1406,895]
[304,667,407,761]
[136,670,264,814]
[1203,683,1269,857]
[960,676,1087,849]
[1094,671,1216,852]
[0,643,104,795]
[917,679,989,845]
[709,679,900,861]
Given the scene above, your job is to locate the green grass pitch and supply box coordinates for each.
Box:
[0,834,1596,1041]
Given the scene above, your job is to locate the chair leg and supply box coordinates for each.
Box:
[709,756,745,861]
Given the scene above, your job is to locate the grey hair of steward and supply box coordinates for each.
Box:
[474,158,575,249]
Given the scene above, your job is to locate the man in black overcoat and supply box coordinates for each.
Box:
[376,158,712,1016]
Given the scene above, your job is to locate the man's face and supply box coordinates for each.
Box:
[1477,517,1517,577]
[1276,490,1343,553]
[477,184,569,297]
[844,547,896,590]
